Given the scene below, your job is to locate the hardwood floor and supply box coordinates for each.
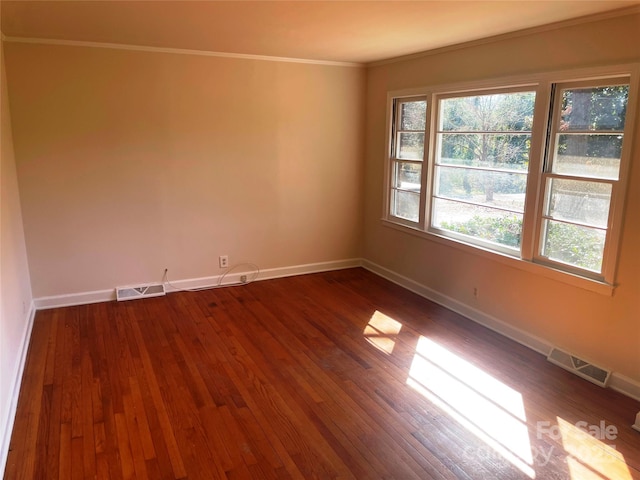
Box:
[4,268,640,479]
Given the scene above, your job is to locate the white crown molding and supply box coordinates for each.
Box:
[1,35,364,68]
[369,5,640,68]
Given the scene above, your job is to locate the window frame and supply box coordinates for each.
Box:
[427,85,540,258]
[387,95,430,227]
[532,77,632,282]
[382,64,639,294]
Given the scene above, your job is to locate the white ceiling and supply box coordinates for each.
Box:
[2,1,639,64]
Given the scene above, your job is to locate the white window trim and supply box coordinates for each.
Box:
[382,63,640,295]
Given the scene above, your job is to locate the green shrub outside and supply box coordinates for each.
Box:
[440,215,603,271]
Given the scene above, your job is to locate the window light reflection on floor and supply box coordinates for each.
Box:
[407,336,535,478]
[363,311,403,355]
[557,417,632,480]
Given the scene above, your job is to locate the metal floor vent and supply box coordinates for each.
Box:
[547,347,611,387]
[116,283,166,302]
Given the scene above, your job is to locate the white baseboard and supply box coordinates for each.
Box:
[362,259,552,355]
[0,301,36,476]
[34,288,115,309]
[163,258,362,292]
[256,258,362,281]
[609,374,640,403]
[34,258,363,309]
[361,259,640,404]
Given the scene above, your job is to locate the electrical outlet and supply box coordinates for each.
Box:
[240,275,248,283]
[219,255,229,268]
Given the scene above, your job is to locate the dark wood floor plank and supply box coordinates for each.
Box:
[58,423,71,480]
[44,310,65,479]
[121,386,150,479]
[114,412,136,479]
[5,268,640,479]
[129,319,188,479]
[80,344,97,479]
[128,372,175,480]
[127,376,157,461]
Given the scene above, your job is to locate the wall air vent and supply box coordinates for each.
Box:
[116,283,166,302]
[547,347,611,387]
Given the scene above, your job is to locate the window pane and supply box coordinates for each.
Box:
[392,190,419,222]
[398,132,425,160]
[546,178,612,228]
[542,220,605,272]
[436,166,527,212]
[432,198,522,249]
[439,133,531,170]
[553,134,622,179]
[440,92,535,131]
[401,101,427,130]
[394,162,421,192]
[559,85,628,131]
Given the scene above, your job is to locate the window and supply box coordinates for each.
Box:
[389,97,427,222]
[384,67,637,288]
[431,89,535,254]
[538,80,629,278]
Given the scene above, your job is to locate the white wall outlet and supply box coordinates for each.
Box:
[219,255,229,268]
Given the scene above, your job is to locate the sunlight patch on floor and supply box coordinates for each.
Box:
[407,336,535,478]
[557,417,631,480]
[363,310,403,355]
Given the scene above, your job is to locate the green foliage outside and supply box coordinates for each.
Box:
[543,222,604,272]
[440,215,604,271]
[440,215,523,249]
[439,92,535,202]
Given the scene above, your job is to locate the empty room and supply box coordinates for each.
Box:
[1,1,640,478]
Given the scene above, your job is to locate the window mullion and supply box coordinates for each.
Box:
[531,83,560,264]
[419,96,434,231]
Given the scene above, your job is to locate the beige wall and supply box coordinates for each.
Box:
[4,44,365,297]
[364,14,640,381]
[0,38,33,469]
